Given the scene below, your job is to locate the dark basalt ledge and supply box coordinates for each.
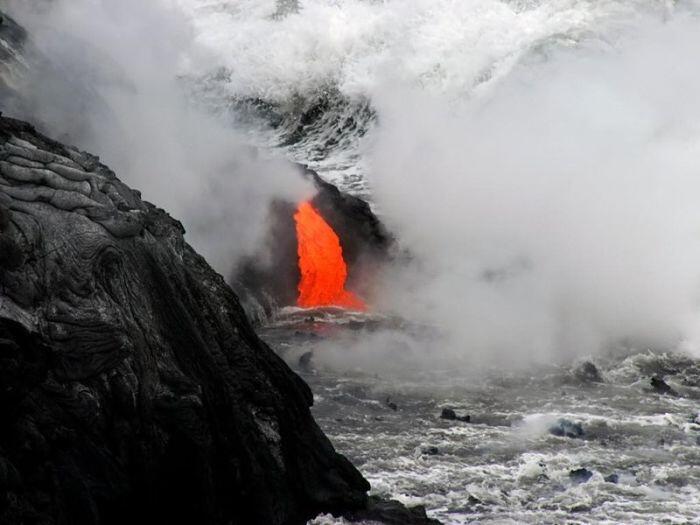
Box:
[342,496,442,525]
[0,114,372,524]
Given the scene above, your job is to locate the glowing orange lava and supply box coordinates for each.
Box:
[294,201,366,310]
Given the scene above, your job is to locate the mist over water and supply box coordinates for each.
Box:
[368,16,700,365]
[176,0,700,365]
[6,0,700,366]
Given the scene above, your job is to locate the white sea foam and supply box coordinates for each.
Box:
[175,0,676,101]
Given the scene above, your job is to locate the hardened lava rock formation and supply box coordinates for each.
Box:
[0,115,370,524]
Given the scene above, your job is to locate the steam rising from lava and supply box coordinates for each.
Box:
[366,14,700,364]
[4,0,310,275]
[295,201,365,311]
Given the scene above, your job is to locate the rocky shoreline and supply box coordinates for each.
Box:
[0,114,373,524]
[0,112,439,525]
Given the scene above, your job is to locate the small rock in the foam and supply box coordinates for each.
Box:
[569,468,593,484]
[549,418,584,438]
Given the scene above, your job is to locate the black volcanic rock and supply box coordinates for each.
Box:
[440,408,470,422]
[306,167,392,267]
[440,408,457,420]
[569,468,593,484]
[574,361,603,383]
[385,397,398,411]
[343,496,441,525]
[604,473,619,484]
[0,115,369,524]
[298,350,314,372]
[549,418,584,439]
[650,376,678,397]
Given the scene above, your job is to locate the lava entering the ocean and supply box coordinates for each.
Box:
[294,201,366,310]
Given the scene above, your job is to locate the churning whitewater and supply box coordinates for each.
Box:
[179,0,700,523]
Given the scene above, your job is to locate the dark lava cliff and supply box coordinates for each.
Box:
[0,115,370,524]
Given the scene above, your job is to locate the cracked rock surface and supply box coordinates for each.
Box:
[0,115,369,525]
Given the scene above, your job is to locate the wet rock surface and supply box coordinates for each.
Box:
[650,376,678,397]
[440,408,470,422]
[342,496,441,525]
[0,115,370,525]
[569,468,594,484]
[574,361,603,383]
[549,418,584,439]
[604,473,620,484]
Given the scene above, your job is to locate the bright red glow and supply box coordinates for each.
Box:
[294,201,366,310]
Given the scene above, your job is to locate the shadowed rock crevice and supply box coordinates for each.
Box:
[0,115,369,525]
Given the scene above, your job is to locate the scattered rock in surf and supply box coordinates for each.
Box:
[298,350,314,372]
[421,446,440,456]
[656,475,689,488]
[440,408,470,422]
[604,473,619,484]
[650,376,678,397]
[441,408,457,420]
[385,397,398,411]
[342,495,441,525]
[467,495,482,506]
[549,418,584,438]
[569,468,593,484]
[574,361,603,383]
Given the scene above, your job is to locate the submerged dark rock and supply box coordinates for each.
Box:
[440,408,457,420]
[0,115,369,524]
[549,418,584,439]
[421,446,440,456]
[569,468,594,484]
[604,473,619,484]
[298,350,315,372]
[440,408,470,422]
[650,376,678,397]
[342,495,441,525]
[574,361,603,383]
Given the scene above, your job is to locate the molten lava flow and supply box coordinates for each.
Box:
[294,201,366,310]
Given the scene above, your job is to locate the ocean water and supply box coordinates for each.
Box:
[171,1,700,522]
[260,312,700,524]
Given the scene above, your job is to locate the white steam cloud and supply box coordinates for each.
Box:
[366,13,700,365]
[6,0,700,371]
[5,0,311,274]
